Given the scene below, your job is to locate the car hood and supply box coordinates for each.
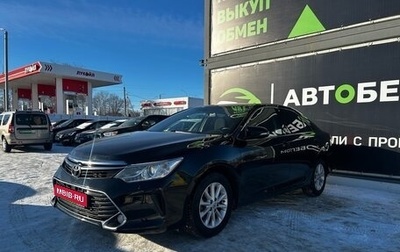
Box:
[69,131,217,164]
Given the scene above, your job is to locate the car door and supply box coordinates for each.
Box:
[14,113,50,140]
[237,106,292,197]
[275,107,318,183]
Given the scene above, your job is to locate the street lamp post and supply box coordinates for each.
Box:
[0,28,8,111]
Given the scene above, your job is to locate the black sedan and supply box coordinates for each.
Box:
[99,115,169,138]
[51,104,331,238]
[52,118,92,142]
[73,119,128,145]
[55,120,112,146]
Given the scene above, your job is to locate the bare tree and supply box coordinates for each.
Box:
[93,91,109,115]
[108,93,124,116]
[93,91,128,116]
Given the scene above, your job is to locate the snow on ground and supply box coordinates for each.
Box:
[1,144,400,252]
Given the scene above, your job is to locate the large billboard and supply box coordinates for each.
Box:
[210,41,400,176]
[210,0,400,55]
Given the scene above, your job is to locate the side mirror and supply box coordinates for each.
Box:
[243,126,270,139]
[141,121,151,130]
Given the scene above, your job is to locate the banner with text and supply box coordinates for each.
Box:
[210,0,400,55]
[210,42,400,175]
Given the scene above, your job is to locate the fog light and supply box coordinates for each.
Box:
[103,213,126,230]
[117,214,125,224]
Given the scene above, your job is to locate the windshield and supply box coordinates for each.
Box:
[148,105,254,134]
[100,122,116,129]
[76,122,93,129]
[118,117,143,127]
[57,119,73,128]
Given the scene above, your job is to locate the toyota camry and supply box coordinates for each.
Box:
[51,104,331,237]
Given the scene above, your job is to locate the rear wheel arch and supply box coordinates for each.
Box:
[2,136,11,152]
[316,152,331,173]
[317,140,332,170]
[302,159,328,197]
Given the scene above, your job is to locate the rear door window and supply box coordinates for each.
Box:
[246,107,282,136]
[277,108,311,134]
[16,114,48,126]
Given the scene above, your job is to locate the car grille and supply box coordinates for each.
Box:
[54,180,119,222]
[62,158,123,178]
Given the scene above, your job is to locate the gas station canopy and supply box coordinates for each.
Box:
[0,61,122,89]
[0,61,122,114]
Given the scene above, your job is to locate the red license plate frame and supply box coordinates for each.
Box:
[54,184,88,208]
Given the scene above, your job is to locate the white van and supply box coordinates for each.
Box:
[0,110,53,152]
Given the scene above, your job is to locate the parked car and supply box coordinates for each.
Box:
[98,118,128,129]
[55,120,112,146]
[99,115,169,137]
[52,104,331,237]
[52,118,92,142]
[51,119,68,128]
[0,110,53,152]
[74,119,128,145]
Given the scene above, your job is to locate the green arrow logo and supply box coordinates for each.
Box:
[288,5,326,38]
[219,88,262,104]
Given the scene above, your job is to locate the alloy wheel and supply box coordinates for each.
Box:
[314,163,326,191]
[198,182,228,229]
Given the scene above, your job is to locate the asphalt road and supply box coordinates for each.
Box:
[1,144,399,252]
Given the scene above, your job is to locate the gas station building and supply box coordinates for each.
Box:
[0,61,122,115]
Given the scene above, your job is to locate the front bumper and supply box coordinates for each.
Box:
[54,134,62,142]
[74,135,93,144]
[51,173,173,234]
[8,138,52,145]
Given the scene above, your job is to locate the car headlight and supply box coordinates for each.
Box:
[114,157,183,182]
[67,132,75,136]
[84,134,94,140]
[103,131,117,137]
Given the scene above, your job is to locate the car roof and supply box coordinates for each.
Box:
[206,103,299,111]
[1,110,46,115]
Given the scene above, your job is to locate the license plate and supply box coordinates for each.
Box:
[54,184,88,208]
[19,130,34,134]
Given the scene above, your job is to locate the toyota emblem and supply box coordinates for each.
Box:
[71,164,82,177]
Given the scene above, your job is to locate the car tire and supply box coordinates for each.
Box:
[61,140,70,146]
[44,143,53,151]
[302,160,327,197]
[184,173,233,238]
[2,138,11,153]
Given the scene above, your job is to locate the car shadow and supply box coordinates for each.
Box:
[140,189,351,251]
[2,178,398,251]
[2,179,325,252]
[9,144,75,154]
[0,181,123,252]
